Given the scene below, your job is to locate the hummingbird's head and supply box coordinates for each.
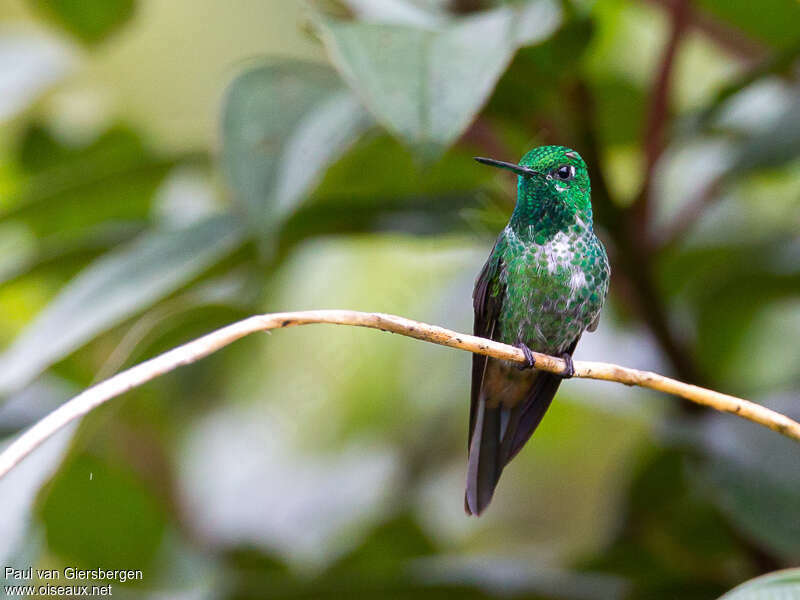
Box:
[475,145,593,238]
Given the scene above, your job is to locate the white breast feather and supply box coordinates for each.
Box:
[545,232,570,274]
[569,269,586,293]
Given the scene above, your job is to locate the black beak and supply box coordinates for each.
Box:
[474,157,542,178]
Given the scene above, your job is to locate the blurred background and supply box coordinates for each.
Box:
[0,0,798,598]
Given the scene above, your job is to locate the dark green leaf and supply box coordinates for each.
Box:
[486,16,594,125]
[38,452,165,570]
[311,133,489,201]
[17,123,145,175]
[314,1,561,158]
[696,396,800,561]
[0,223,142,289]
[222,60,372,247]
[0,215,245,395]
[272,133,495,250]
[29,0,136,44]
[6,124,182,245]
[327,513,436,577]
[693,0,800,50]
[658,240,800,389]
[579,447,752,600]
[591,78,646,147]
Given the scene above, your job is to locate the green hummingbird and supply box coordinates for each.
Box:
[466,145,610,515]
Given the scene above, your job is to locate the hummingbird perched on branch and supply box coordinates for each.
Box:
[466,145,610,515]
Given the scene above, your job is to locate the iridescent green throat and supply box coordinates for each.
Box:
[509,177,594,243]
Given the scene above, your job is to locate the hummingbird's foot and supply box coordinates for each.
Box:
[559,352,575,379]
[515,343,536,370]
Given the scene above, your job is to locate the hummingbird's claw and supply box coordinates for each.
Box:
[515,343,536,370]
[559,352,575,379]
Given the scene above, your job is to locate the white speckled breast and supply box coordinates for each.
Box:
[497,225,609,354]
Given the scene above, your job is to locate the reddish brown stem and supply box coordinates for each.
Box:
[461,117,511,161]
[642,0,767,64]
[636,0,691,235]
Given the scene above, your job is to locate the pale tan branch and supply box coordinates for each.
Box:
[1,310,798,479]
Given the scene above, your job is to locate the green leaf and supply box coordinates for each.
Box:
[732,98,800,173]
[1,125,206,297]
[592,77,647,147]
[661,241,800,389]
[311,133,489,201]
[272,133,494,249]
[16,123,145,176]
[697,396,800,561]
[314,0,561,158]
[0,214,245,395]
[38,451,165,570]
[579,447,749,599]
[486,16,594,125]
[29,0,136,44]
[326,513,436,577]
[6,124,180,246]
[693,0,800,50]
[718,569,800,600]
[0,223,142,289]
[222,60,372,247]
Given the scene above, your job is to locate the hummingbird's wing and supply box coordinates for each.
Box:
[469,234,506,444]
[466,234,508,515]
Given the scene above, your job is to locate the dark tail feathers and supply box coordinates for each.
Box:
[465,399,503,515]
[464,372,562,516]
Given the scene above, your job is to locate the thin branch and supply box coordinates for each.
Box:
[636,0,691,233]
[656,174,726,248]
[642,0,767,64]
[1,310,798,479]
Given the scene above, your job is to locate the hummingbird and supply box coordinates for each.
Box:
[466,145,610,515]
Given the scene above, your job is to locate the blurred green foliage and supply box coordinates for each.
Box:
[0,0,798,598]
[39,451,166,571]
[29,0,135,44]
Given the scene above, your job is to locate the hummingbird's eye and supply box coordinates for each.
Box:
[555,165,575,181]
